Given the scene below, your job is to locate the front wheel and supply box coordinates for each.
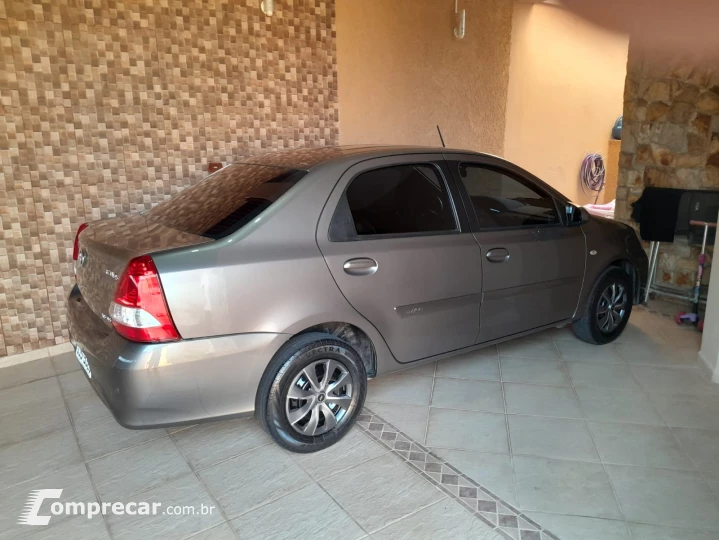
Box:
[572,268,633,344]
[256,332,367,453]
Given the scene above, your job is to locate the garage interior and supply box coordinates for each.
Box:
[2,1,719,539]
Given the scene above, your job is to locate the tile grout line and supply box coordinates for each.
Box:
[316,465,445,538]
[0,431,86,493]
[422,360,438,446]
[168,431,392,530]
[291,467,373,538]
[371,363,719,395]
[621,335,705,452]
[282,430,394,538]
[366,399,691,427]
[497,345,521,512]
[211,449,401,535]
[379,423,516,537]
[365,497,454,537]
[182,523,235,540]
[522,509,719,535]
[105,443,276,506]
[165,428,239,540]
[358,406,562,540]
[184,441,273,477]
[667,429,719,507]
[75,430,169,465]
[57,374,116,540]
[622,336,715,489]
[420,447,711,473]
[552,334,634,538]
[630,308,719,512]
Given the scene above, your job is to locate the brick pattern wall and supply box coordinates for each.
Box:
[0,0,338,356]
[617,47,719,289]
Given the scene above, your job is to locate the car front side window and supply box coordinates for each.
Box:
[458,164,559,230]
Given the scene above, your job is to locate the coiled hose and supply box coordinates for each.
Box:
[580,152,606,203]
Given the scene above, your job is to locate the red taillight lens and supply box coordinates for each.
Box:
[109,255,180,343]
[73,223,88,261]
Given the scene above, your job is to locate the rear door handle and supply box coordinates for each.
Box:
[486,248,510,263]
[343,257,378,276]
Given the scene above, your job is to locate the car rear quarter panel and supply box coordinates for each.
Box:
[153,162,398,372]
[68,284,291,424]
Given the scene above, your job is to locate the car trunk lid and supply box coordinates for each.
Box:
[75,213,210,327]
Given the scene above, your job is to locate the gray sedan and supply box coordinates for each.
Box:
[68,146,648,452]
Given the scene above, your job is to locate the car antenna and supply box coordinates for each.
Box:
[436,125,446,148]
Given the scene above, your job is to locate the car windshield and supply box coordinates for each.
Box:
[145,164,306,239]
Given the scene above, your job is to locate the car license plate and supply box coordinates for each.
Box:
[75,346,92,379]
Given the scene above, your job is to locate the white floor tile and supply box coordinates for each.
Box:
[525,512,630,540]
[509,415,599,462]
[500,357,571,386]
[606,465,719,530]
[504,383,583,419]
[513,456,621,518]
[425,408,509,453]
[576,387,664,425]
[588,422,693,469]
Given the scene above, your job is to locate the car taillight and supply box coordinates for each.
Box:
[73,223,88,261]
[109,255,180,343]
[73,223,88,279]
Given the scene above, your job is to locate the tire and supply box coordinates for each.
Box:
[256,332,367,453]
[572,267,633,345]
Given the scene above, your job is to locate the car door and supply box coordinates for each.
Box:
[446,157,586,343]
[317,155,483,363]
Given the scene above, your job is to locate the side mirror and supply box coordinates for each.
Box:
[565,204,588,226]
[580,207,590,224]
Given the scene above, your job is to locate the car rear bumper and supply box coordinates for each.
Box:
[66,284,290,429]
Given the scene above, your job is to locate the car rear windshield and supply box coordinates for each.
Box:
[145,164,307,239]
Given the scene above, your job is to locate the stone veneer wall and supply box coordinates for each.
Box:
[0,0,338,356]
[617,46,719,289]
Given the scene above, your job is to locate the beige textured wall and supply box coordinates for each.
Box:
[504,3,628,204]
[0,0,337,357]
[336,0,513,154]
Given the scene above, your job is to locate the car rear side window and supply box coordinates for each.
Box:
[145,164,306,239]
[344,164,457,236]
[459,164,559,229]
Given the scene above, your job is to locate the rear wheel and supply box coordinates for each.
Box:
[257,332,366,453]
[572,268,633,344]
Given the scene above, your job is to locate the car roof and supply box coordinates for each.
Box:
[240,145,490,171]
[237,145,571,205]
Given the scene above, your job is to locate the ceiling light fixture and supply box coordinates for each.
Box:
[454,0,466,39]
[261,0,274,16]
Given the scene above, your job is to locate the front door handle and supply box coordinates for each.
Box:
[343,257,378,276]
[486,248,510,263]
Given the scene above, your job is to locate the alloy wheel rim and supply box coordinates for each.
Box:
[596,282,627,333]
[285,359,353,436]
